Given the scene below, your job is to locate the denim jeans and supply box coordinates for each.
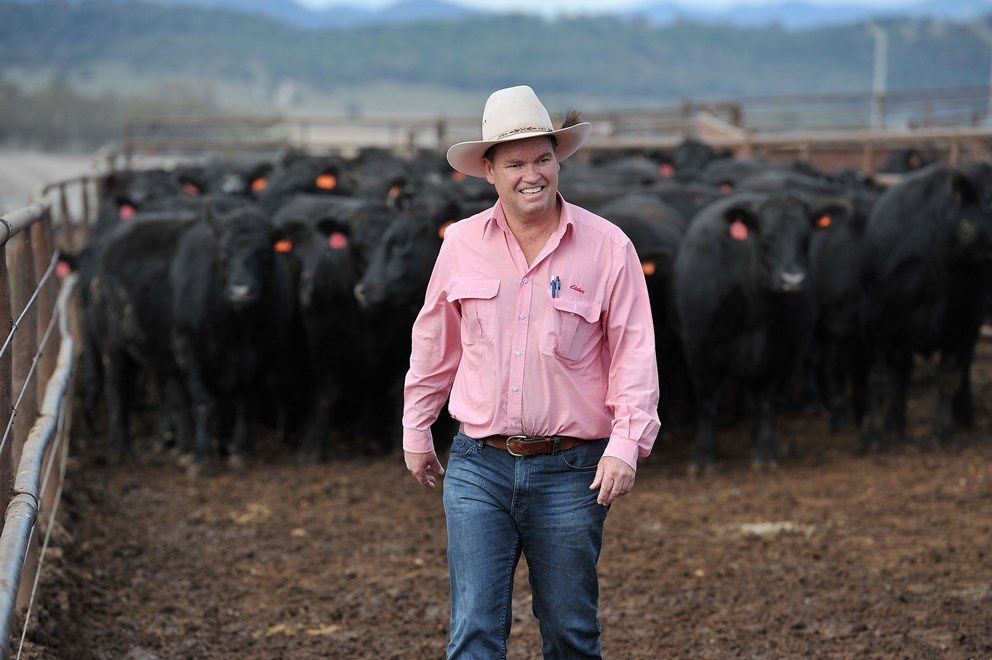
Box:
[442,432,610,659]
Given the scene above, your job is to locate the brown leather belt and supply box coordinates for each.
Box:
[459,424,599,457]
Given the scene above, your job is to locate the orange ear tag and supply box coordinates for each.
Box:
[274,239,293,253]
[720,182,733,193]
[452,171,466,181]
[251,177,268,193]
[659,164,675,178]
[389,184,402,197]
[730,220,749,240]
[316,174,337,190]
[183,182,201,196]
[328,232,348,249]
[642,261,656,276]
[816,215,832,228]
[438,220,455,239]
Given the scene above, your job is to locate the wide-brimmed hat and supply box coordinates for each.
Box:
[446,85,592,178]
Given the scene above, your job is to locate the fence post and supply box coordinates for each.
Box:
[0,243,12,533]
[32,214,56,393]
[80,180,91,249]
[11,229,39,613]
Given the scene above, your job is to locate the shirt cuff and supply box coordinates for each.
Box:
[604,436,641,472]
[403,427,435,454]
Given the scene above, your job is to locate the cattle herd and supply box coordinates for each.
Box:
[65,138,992,475]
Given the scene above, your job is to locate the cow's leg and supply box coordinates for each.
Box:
[689,393,719,476]
[822,336,848,432]
[751,388,779,469]
[102,346,131,463]
[173,333,216,470]
[229,399,253,469]
[302,373,339,460]
[162,373,194,458]
[859,356,889,454]
[952,349,976,431]
[884,350,912,449]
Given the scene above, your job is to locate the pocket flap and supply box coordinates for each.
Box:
[549,294,601,323]
[446,278,500,303]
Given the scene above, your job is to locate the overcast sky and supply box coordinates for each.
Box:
[297,0,924,12]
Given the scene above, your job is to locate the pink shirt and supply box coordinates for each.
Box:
[402,194,660,470]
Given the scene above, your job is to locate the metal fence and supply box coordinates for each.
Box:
[0,176,95,657]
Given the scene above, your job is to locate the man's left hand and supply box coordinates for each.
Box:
[590,456,635,505]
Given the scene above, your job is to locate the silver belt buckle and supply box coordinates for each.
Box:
[505,435,530,457]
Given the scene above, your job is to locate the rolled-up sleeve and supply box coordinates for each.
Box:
[602,241,661,470]
[402,240,462,453]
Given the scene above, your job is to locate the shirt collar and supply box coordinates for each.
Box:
[485,192,574,239]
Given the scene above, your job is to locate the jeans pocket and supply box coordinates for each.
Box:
[449,433,480,457]
[559,439,607,471]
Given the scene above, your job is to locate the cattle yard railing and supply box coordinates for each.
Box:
[0,173,97,657]
[117,84,992,173]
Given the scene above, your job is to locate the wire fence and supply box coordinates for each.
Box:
[0,174,91,658]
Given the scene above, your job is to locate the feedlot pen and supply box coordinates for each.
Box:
[0,156,990,658]
[21,343,992,658]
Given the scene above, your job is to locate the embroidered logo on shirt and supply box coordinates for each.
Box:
[569,284,586,294]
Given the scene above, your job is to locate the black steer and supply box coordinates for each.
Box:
[674,193,823,472]
[859,165,992,452]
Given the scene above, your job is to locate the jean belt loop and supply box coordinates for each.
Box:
[551,435,561,454]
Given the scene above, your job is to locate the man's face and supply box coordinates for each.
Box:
[483,136,560,224]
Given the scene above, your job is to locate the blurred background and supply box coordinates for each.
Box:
[3,0,992,210]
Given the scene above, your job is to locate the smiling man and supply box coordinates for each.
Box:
[402,85,660,659]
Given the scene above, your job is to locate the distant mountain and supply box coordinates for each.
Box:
[621,0,992,29]
[150,0,480,27]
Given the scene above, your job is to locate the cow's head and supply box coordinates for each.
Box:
[208,206,281,310]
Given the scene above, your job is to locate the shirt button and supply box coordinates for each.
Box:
[511,387,519,393]
[521,277,529,284]
[513,421,520,427]
[518,314,526,320]
[514,350,521,357]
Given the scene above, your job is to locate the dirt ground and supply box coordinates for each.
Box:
[14,341,992,659]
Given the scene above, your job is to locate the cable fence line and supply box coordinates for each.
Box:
[0,172,91,658]
[0,282,64,461]
[0,274,76,659]
[16,373,73,660]
[0,253,59,364]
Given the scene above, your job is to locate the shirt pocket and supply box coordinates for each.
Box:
[539,292,603,361]
[447,278,500,345]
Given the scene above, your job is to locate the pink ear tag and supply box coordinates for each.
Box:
[730,220,749,240]
[56,261,72,278]
[328,232,348,249]
[119,204,136,220]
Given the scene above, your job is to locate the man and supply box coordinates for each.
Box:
[403,85,660,658]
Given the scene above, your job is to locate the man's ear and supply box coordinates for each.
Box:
[482,158,496,185]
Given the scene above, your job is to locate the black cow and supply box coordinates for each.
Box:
[83,215,198,461]
[170,206,299,469]
[674,193,823,473]
[859,165,992,452]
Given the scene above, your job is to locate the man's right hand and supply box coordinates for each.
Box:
[405,450,445,489]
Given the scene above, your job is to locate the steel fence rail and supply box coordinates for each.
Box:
[0,274,76,658]
[0,268,63,462]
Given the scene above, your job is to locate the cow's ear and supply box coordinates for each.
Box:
[951,171,979,207]
[808,199,851,231]
[722,205,757,241]
[316,219,350,250]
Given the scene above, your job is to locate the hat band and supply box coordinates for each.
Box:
[490,125,551,141]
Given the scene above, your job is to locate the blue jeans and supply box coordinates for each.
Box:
[442,432,610,659]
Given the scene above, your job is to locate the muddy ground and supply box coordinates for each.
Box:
[14,342,992,659]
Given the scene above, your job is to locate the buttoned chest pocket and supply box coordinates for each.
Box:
[539,293,603,361]
[447,279,500,345]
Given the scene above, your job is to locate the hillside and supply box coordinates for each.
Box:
[1,0,989,110]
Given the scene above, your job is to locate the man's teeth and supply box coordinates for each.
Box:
[520,187,544,194]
